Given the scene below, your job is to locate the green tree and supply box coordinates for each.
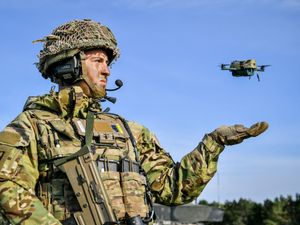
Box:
[222,199,261,225]
[263,196,291,225]
[199,194,300,225]
[285,194,300,225]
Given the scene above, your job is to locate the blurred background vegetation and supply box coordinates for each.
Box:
[200,194,300,225]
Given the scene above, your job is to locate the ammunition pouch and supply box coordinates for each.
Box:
[97,158,140,173]
[54,147,153,225]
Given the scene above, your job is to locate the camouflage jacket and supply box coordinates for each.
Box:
[0,87,224,225]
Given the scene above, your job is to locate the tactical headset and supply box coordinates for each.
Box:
[43,55,82,84]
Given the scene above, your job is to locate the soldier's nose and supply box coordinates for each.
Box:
[102,65,110,76]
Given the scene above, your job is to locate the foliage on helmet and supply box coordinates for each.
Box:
[36,19,120,75]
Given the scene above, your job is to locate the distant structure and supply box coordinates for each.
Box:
[154,203,224,225]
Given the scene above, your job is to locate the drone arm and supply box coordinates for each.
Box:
[225,67,237,71]
[221,65,236,71]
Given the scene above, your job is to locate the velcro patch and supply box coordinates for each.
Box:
[94,121,113,133]
[0,131,21,146]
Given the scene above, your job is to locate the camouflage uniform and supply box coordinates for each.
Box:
[0,87,224,224]
[0,19,268,225]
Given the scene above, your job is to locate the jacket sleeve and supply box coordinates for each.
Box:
[128,121,225,206]
[0,112,61,225]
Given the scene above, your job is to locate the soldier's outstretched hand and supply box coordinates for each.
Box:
[209,122,269,145]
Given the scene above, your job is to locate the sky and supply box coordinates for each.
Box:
[0,0,299,203]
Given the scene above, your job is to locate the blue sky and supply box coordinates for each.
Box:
[0,0,299,203]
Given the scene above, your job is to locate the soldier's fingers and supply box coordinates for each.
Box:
[234,124,248,132]
[247,121,269,137]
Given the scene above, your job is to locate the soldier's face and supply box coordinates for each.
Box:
[84,49,110,91]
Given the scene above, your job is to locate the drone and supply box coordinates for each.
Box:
[220,59,270,81]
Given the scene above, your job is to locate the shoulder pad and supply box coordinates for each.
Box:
[0,112,36,147]
[0,130,21,146]
[0,130,27,147]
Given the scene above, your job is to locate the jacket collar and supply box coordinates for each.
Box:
[23,86,101,119]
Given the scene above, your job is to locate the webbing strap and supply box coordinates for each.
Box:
[85,110,94,147]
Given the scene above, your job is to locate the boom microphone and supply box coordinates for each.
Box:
[100,79,123,104]
[106,79,123,91]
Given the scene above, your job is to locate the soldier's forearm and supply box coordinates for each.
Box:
[134,122,226,205]
[144,135,225,205]
[169,136,225,204]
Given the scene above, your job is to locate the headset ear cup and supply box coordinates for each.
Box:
[74,60,82,81]
[47,55,82,84]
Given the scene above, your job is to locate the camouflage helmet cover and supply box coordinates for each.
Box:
[37,19,120,75]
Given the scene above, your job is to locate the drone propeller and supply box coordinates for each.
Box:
[257,64,271,71]
[219,63,230,70]
[260,64,271,68]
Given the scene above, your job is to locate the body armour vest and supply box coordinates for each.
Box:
[29,109,153,224]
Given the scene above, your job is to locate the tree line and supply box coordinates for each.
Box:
[199,194,300,225]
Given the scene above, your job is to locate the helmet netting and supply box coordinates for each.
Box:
[37,19,119,74]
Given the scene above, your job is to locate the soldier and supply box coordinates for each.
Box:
[0,19,268,225]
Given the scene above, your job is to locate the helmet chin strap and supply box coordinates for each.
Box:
[79,51,106,100]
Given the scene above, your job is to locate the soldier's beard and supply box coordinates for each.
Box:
[91,85,106,99]
[83,76,106,99]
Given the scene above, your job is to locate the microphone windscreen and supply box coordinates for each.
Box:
[115,79,123,87]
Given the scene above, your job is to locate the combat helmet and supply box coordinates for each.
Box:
[35,19,120,84]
